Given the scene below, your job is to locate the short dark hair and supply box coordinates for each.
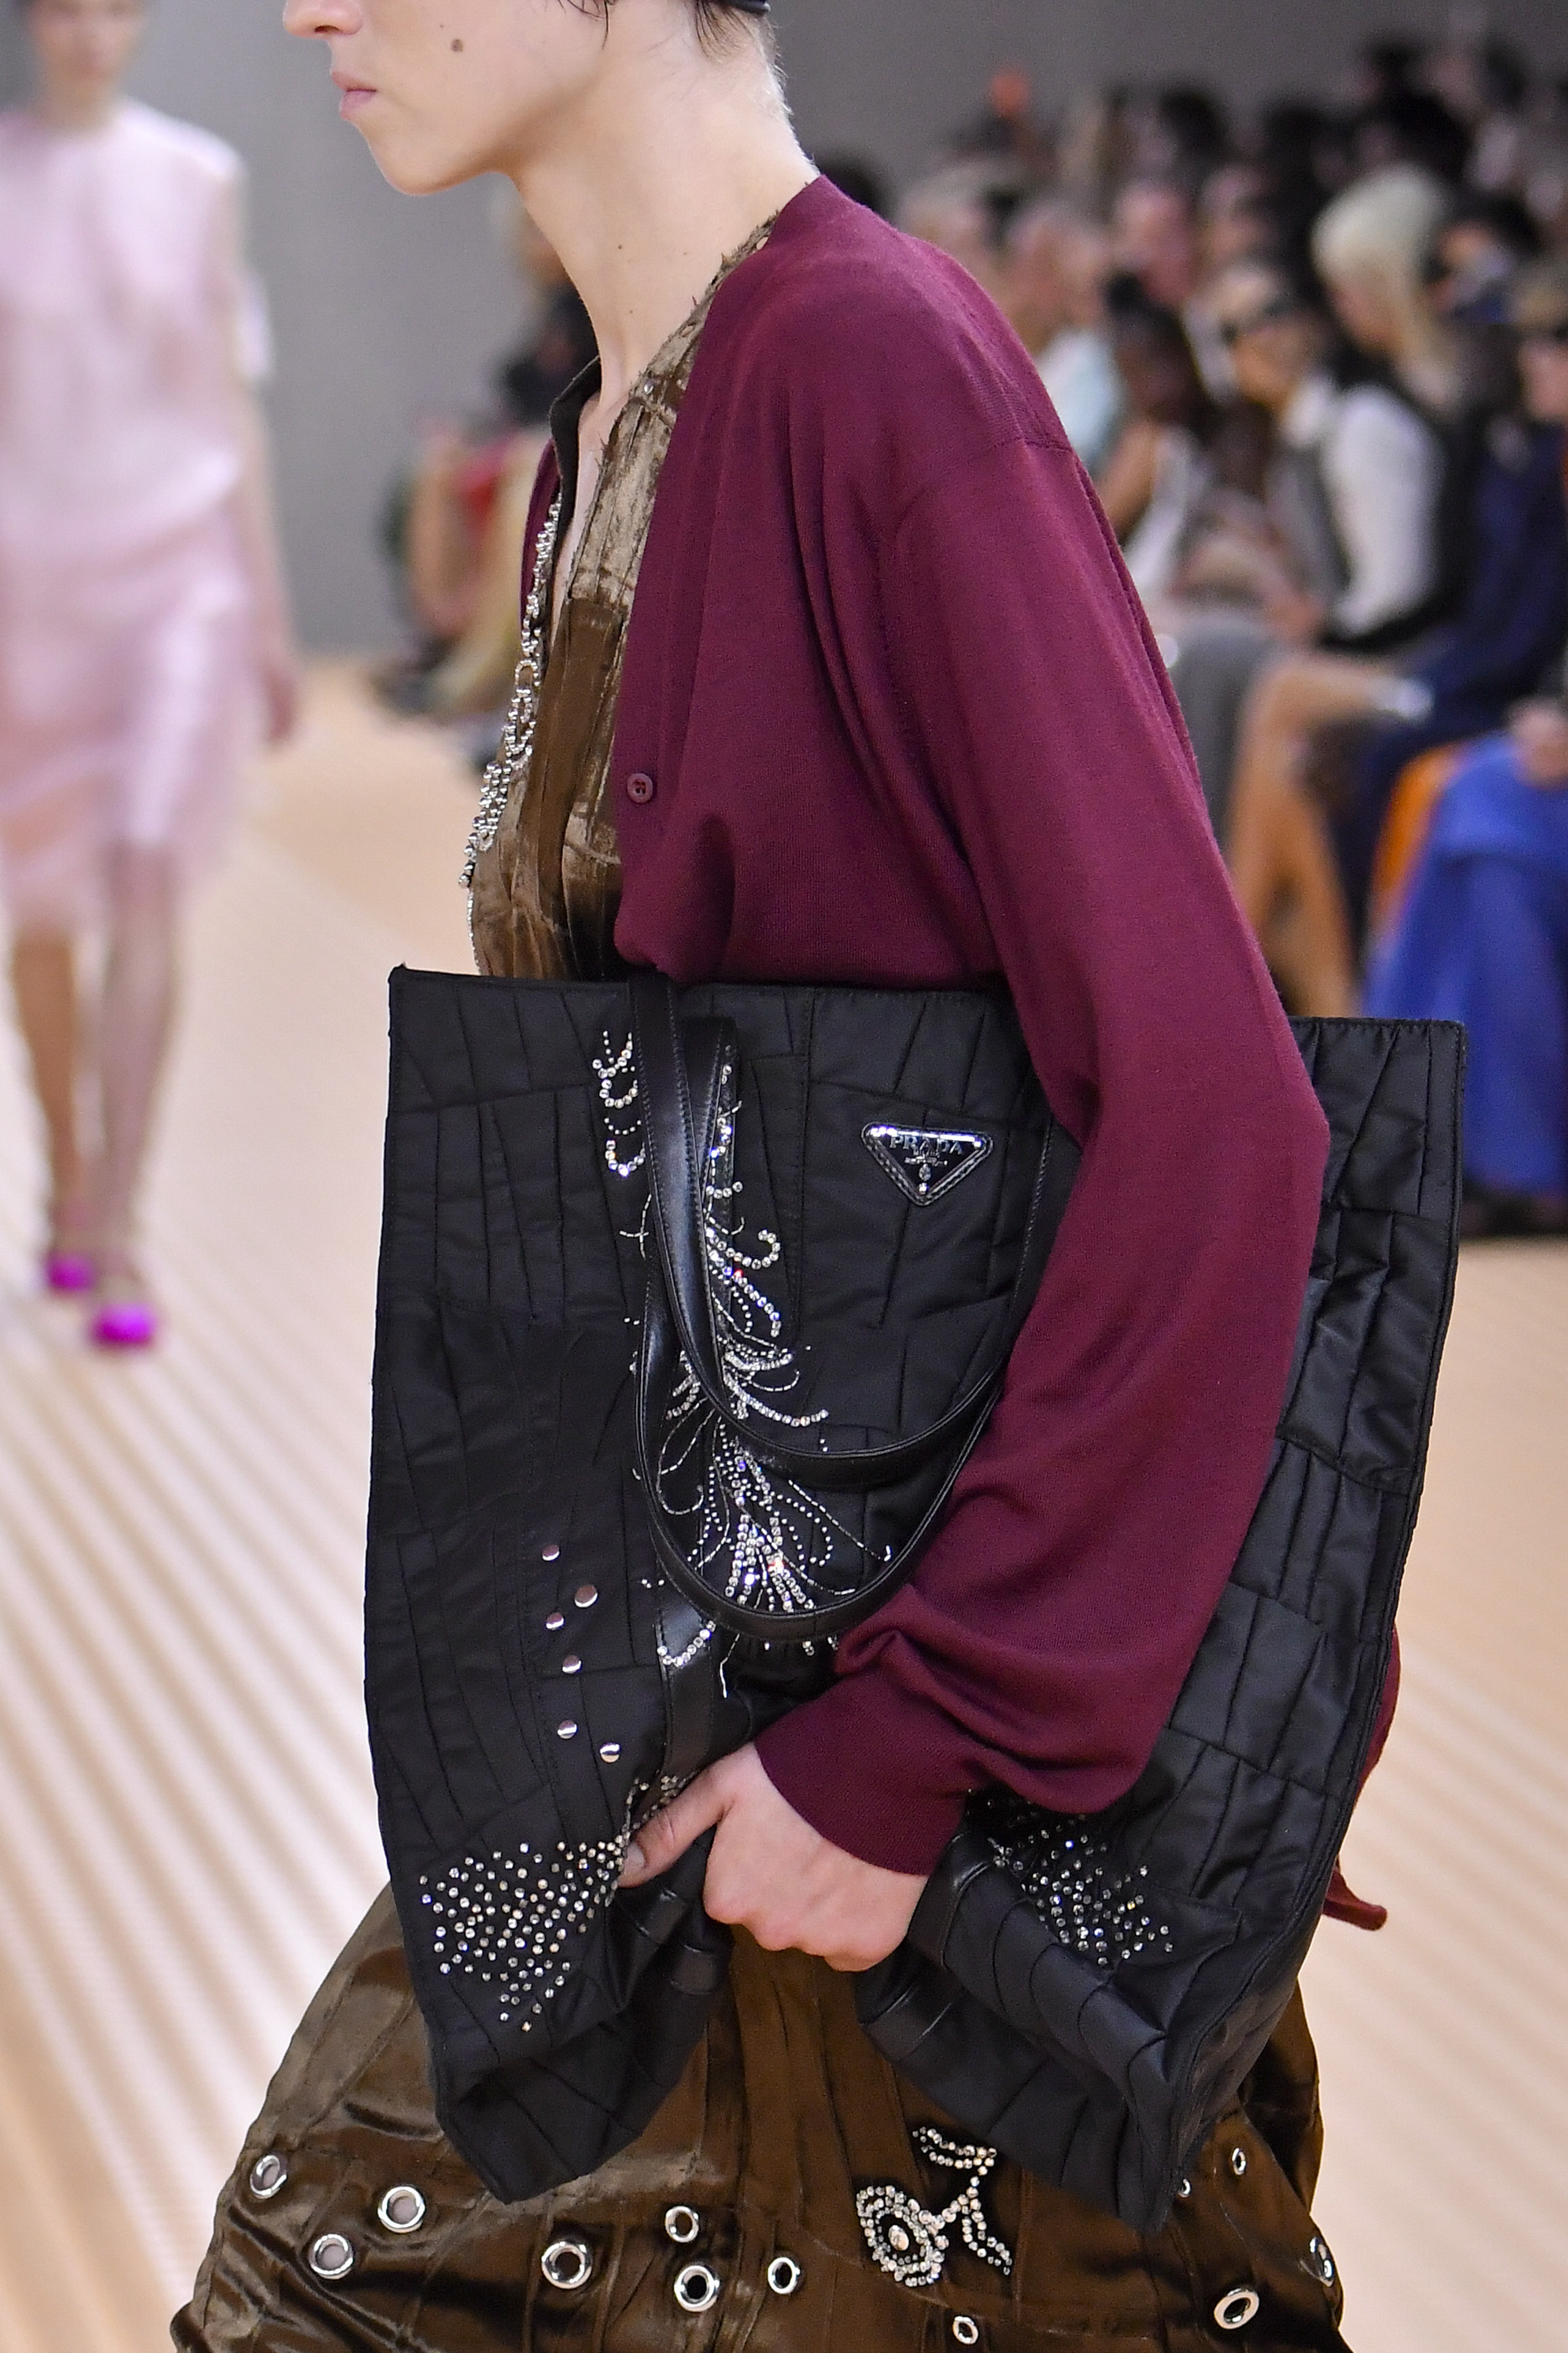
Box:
[568,0,773,57]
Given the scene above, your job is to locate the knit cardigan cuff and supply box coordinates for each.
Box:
[754,1672,970,1876]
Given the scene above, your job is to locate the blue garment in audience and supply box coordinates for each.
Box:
[1365,734,1568,1196]
[1334,422,1568,939]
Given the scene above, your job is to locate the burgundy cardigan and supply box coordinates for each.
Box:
[522,179,1329,1876]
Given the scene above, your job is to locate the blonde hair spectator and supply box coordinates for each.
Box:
[1312,164,1457,412]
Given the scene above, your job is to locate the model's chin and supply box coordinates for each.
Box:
[350,118,480,200]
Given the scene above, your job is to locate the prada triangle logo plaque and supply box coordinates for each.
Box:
[862,1123,994,1205]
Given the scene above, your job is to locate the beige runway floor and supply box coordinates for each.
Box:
[0,668,1564,2352]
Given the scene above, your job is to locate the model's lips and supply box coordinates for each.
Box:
[331,71,377,118]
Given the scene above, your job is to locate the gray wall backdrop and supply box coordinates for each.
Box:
[3,2,1565,649]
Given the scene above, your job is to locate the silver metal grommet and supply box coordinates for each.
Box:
[546,1612,567,1632]
[575,1585,599,1609]
[953,2319,982,2349]
[541,2236,594,2291]
[377,2185,427,2235]
[673,2262,721,2313]
[249,2153,287,2200]
[307,2233,355,2282]
[1214,2286,1261,2331]
[766,2253,803,2297]
[1175,2176,1192,2200]
[663,2204,701,2244]
[1306,2234,1336,2287]
[542,1545,562,1562]
[557,1721,579,1740]
[562,1655,583,1675]
[599,1743,622,1764]
[1230,2146,1248,2177]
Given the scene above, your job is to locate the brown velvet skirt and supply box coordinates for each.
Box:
[174,1890,1349,2352]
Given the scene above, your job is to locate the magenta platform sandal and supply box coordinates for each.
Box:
[91,1298,160,1350]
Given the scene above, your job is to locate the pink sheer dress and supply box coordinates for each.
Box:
[0,101,266,929]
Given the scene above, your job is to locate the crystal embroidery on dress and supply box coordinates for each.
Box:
[856,2127,1013,2289]
[462,489,563,892]
[594,1032,864,1619]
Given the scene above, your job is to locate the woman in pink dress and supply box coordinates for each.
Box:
[0,0,298,1345]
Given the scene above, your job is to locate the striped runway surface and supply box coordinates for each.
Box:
[0,668,1563,2351]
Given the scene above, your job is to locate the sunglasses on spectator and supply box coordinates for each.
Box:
[1216,295,1302,346]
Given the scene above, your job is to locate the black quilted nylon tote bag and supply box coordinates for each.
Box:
[366,966,1461,2234]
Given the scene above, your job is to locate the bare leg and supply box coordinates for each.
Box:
[95,844,180,1289]
[9,932,90,1246]
[1227,655,1389,1018]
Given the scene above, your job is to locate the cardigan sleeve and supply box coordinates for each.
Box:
[756,432,1328,1875]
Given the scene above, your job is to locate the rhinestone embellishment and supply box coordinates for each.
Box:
[595,1034,866,1623]
[421,1833,627,2027]
[856,2128,1013,2289]
[462,491,562,890]
[862,1123,994,1205]
[976,1793,1173,1970]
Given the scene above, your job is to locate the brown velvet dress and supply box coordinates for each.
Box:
[174,242,1351,2353]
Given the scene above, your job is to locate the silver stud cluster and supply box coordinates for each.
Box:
[856,2127,1013,2289]
[462,490,563,891]
[419,1832,626,2027]
[980,1800,1174,1972]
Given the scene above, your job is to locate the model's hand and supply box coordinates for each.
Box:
[618,1743,927,1972]
[1511,699,1568,787]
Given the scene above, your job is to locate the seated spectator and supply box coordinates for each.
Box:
[1364,710,1568,1238]
[1429,191,1543,323]
[1098,285,1226,605]
[1113,172,1203,310]
[1161,255,1448,834]
[1199,163,1275,276]
[1228,257,1568,1015]
[1131,86,1233,191]
[1312,163,1463,417]
[1004,197,1125,474]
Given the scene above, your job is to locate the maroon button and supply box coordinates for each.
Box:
[626,771,655,806]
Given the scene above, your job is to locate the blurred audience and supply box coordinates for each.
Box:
[1004,198,1125,473]
[379,197,594,730]
[892,20,1568,1091]
[1364,260,1568,1237]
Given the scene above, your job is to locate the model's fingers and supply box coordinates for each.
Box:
[618,1767,727,1886]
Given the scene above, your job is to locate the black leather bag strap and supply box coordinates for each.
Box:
[629,969,1069,1493]
[628,969,1078,1643]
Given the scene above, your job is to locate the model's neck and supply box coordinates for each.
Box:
[511,47,814,416]
[34,84,121,134]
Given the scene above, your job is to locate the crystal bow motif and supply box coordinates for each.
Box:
[862,1123,993,1205]
[856,2127,1013,2289]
